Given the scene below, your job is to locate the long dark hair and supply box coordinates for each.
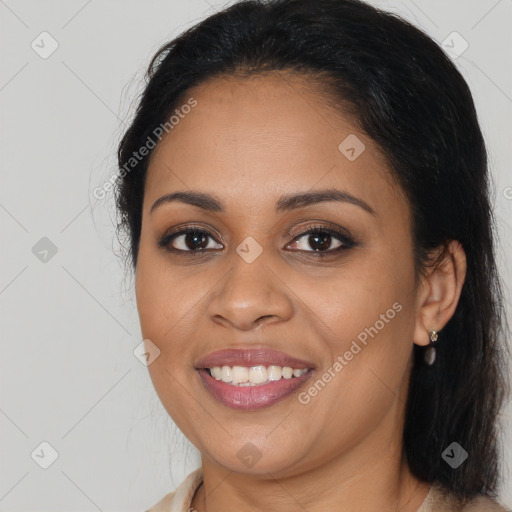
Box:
[114,0,510,501]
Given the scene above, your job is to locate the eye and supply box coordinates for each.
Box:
[158,223,357,257]
[286,225,356,257]
[158,227,223,253]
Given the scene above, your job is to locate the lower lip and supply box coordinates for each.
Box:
[197,368,314,410]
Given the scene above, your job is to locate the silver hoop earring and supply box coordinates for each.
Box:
[424,329,439,366]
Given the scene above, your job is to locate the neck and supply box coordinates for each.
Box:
[192,431,429,512]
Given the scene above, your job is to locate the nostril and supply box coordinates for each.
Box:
[255,315,274,327]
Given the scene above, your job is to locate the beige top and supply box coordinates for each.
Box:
[145,468,510,512]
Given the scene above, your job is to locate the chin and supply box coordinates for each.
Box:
[201,436,308,477]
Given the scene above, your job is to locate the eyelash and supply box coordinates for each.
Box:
[158,224,357,258]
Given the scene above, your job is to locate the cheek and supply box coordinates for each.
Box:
[302,246,413,342]
[135,237,194,337]
[135,251,205,436]
[298,245,416,405]
[135,246,193,380]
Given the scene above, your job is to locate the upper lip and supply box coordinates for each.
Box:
[195,348,315,370]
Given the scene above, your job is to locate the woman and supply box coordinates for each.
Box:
[114,0,510,510]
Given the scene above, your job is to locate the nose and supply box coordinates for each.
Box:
[207,251,293,331]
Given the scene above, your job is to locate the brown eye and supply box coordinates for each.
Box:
[159,228,223,253]
[286,226,356,257]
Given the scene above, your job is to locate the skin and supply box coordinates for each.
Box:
[135,71,467,512]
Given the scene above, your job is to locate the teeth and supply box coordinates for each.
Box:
[221,366,232,382]
[211,367,222,380]
[281,366,293,379]
[268,365,282,381]
[232,366,248,384]
[249,366,267,384]
[208,365,309,386]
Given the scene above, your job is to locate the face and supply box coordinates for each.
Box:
[135,72,420,477]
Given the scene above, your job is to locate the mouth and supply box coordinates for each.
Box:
[205,364,310,384]
[195,348,315,410]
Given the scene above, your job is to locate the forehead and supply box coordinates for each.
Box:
[144,72,404,218]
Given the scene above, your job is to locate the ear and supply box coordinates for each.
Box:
[413,240,467,347]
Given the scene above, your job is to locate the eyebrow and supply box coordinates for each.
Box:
[149,188,376,216]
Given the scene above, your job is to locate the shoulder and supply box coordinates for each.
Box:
[145,490,177,512]
[145,468,203,512]
[424,483,510,512]
[461,494,510,511]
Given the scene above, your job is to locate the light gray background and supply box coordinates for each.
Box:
[1,0,511,510]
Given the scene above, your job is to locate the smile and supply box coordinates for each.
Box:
[208,364,309,385]
[195,347,316,410]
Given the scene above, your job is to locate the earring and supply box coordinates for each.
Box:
[424,329,439,366]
